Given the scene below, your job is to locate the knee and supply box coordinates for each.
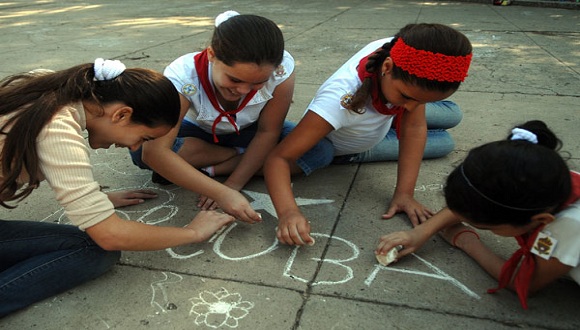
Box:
[425,101,463,129]
[89,247,121,276]
[423,131,455,159]
[129,147,149,169]
[298,138,335,176]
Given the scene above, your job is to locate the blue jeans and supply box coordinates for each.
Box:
[0,220,120,317]
[332,100,462,163]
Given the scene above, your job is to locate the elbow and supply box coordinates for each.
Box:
[89,231,125,251]
[85,217,128,251]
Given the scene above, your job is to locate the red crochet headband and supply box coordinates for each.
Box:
[389,38,472,82]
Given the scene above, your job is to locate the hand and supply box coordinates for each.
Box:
[375,229,426,260]
[215,188,262,224]
[106,189,158,208]
[197,194,219,211]
[276,210,315,246]
[185,210,236,243]
[382,193,433,227]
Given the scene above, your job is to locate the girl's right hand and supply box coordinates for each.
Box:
[277,211,314,246]
[375,229,427,260]
[216,189,262,224]
[185,210,236,243]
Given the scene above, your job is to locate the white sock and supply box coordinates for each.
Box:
[201,166,215,177]
[235,147,246,155]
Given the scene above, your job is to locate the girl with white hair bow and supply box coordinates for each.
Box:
[377,120,580,309]
[129,10,294,221]
[0,59,234,316]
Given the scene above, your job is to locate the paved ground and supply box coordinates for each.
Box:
[1,1,579,329]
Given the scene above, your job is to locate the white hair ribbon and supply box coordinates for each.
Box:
[215,10,240,27]
[511,128,538,144]
[94,58,126,81]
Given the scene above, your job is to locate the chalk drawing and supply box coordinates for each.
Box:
[40,186,178,226]
[242,189,334,218]
[414,183,444,192]
[189,287,254,328]
[364,253,481,299]
[150,272,184,314]
[29,148,480,301]
[212,222,279,260]
[284,233,358,286]
[170,190,333,261]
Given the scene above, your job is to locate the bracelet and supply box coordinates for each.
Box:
[452,229,480,247]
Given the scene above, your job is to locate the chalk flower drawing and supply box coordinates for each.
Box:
[189,288,254,328]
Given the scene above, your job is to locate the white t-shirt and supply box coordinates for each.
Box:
[306,38,395,156]
[164,51,295,135]
[544,200,580,284]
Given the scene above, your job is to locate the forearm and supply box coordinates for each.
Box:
[86,213,199,251]
[418,208,461,237]
[394,135,425,196]
[264,155,301,219]
[455,236,505,281]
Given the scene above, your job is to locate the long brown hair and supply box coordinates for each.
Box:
[0,64,180,208]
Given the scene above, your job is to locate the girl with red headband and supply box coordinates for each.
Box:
[376,120,580,309]
[130,11,293,222]
[265,23,473,246]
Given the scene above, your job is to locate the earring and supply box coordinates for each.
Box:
[381,72,385,77]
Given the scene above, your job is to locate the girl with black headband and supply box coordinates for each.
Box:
[376,120,580,309]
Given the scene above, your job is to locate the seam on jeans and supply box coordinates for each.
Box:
[0,247,87,290]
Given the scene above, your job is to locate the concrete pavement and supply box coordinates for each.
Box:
[1,1,579,329]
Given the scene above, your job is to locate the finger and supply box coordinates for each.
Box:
[131,193,158,200]
[376,236,400,254]
[407,211,420,227]
[299,221,315,246]
[132,189,158,196]
[197,195,208,209]
[381,206,398,220]
[416,212,428,225]
[198,197,214,210]
[292,222,314,246]
[207,200,219,211]
[243,208,262,224]
[276,226,294,245]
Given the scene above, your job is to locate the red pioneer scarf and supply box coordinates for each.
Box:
[194,49,258,143]
[356,52,405,139]
[488,171,580,309]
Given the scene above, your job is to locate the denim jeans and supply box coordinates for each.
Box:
[333,100,463,163]
[0,220,120,317]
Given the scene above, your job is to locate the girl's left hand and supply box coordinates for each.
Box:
[106,189,159,208]
[197,194,219,211]
[382,194,433,227]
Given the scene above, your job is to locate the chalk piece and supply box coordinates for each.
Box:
[376,247,398,266]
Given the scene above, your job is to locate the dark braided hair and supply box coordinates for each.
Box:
[348,23,472,113]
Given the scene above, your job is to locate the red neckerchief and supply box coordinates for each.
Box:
[194,49,258,143]
[488,171,580,309]
[356,51,405,139]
